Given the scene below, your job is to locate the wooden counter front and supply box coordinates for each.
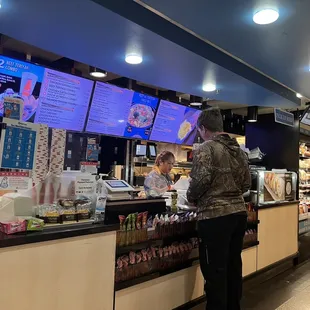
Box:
[257,202,298,270]
[0,231,116,310]
[115,265,204,310]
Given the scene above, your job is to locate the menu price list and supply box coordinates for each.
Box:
[86,82,133,136]
[0,120,37,170]
[150,100,186,143]
[35,69,94,131]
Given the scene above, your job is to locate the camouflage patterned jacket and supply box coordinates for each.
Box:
[187,134,251,220]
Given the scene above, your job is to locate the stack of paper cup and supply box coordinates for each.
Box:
[49,128,66,176]
[49,129,67,202]
[32,124,49,205]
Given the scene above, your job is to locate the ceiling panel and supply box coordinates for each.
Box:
[137,0,310,98]
[0,0,299,108]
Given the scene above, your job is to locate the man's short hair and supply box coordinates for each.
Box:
[197,107,224,132]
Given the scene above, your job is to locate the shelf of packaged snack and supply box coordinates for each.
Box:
[115,256,200,291]
[116,230,198,256]
[116,220,259,256]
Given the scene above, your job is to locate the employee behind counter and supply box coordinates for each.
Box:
[144,151,175,198]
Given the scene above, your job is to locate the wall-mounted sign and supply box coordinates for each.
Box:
[80,161,97,174]
[3,97,23,120]
[274,108,294,127]
[86,139,100,162]
[75,175,96,195]
[0,118,39,170]
[0,172,31,190]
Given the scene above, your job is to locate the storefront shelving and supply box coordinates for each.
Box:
[299,142,310,235]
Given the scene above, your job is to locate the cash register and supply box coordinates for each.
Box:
[103,179,134,201]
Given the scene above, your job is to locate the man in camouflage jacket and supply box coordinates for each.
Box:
[187,107,251,310]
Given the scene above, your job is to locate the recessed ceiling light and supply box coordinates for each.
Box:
[190,102,202,107]
[89,66,107,78]
[125,54,143,65]
[253,9,279,25]
[248,119,258,123]
[296,93,302,98]
[202,83,216,92]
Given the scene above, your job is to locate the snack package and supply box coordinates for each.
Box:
[58,199,74,207]
[141,250,148,262]
[116,257,123,269]
[119,215,126,231]
[37,204,60,224]
[129,251,136,265]
[136,253,142,264]
[0,219,26,235]
[121,255,129,267]
[126,214,132,231]
[164,214,170,225]
[147,216,153,228]
[136,213,143,230]
[24,217,45,231]
[38,204,59,217]
[142,211,148,229]
[75,199,92,218]
[153,214,160,228]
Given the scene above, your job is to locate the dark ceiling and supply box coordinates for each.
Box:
[0,0,301,109]
[135,0,310,99]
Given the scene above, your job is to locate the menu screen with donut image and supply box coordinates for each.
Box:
[263,172,294,202]
[86,82,158,140]
[123,92,158,140]
[150,100,201,145]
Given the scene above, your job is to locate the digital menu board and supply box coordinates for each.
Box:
[34,69,93,131]
[150,100,201,145]
[86,82,158,140]
[0,55,94,131]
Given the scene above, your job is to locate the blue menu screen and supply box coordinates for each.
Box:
[86,82,158,140]
[150,100,201,145]
[0,55,94,131]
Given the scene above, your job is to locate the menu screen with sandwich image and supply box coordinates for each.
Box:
[264,172,294,202]
[150,100,201,145]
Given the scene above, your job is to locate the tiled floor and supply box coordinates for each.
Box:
[192,260,310,310]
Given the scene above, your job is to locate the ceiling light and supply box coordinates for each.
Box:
[296,93,302,98]
[202,83,216,92]
[190,102,202,107]
[125,54,143,65]
[247,106,258,122]
[253,9,279,25]
[89,66,107,78]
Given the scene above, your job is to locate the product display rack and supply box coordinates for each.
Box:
[299,142,310,235]
[114,206,259,291]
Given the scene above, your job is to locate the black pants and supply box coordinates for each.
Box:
[197,212,247,310]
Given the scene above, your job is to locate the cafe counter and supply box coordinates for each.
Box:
[0,200,299,310]
[0,222,118,310]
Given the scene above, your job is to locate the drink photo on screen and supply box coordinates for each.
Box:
[0,56,45,122]
[124,92,159,140]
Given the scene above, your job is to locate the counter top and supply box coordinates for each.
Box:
[0,222,119,249]
[257,200,299,210]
